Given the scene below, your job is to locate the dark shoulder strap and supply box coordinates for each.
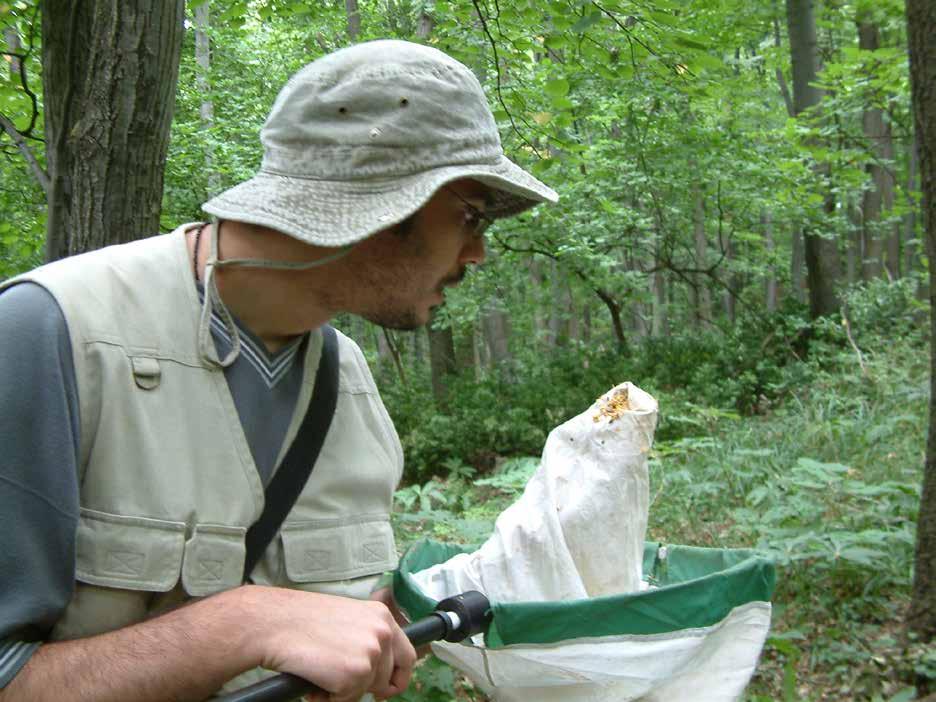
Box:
[243,324,340,580]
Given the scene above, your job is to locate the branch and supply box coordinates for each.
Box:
[0,112,49,194]
[470,0,544,158]
[592,0,696,79]
[775,68,795,117]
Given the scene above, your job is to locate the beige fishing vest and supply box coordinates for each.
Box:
[2,225,403,651]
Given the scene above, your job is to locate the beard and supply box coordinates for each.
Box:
[361,267,467,331]
[364,307,426,331]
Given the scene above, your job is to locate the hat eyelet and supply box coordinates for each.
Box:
[338,106,348,115]
[400,98,409,107]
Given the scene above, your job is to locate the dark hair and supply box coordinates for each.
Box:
[394,213,417,237]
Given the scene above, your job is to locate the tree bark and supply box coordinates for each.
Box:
[194,1,220,196]
[791,226,806,303]
[723,236,737,324]
[482,308,512,368]
[786,0,841,318]
[41,0,185,261]
[693,181,712,325]
[651,268,667,336]
[4,26,20,77]
[847,196,862,285]
[428,317,456,412]
[345,0,361,41]
[858,19,899,280]
[905,0,936,666]
[763,211,779,312]
[906,133,920,278]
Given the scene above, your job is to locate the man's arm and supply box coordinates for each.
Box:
[0,584,415,702]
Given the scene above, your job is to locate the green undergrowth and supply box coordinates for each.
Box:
[387,282,929,701]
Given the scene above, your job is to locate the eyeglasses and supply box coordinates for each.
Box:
[445,187,494,239]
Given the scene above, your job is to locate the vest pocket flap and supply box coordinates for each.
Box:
[131,356,161,390]
[282,517,397,583]
[182,524,247,596]
[76,508,186,592]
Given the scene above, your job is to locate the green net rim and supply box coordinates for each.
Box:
[394,539,776,648]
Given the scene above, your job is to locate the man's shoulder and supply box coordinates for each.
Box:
[332,326,379,394]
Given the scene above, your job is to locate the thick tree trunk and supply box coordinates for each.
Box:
[906,0,936,663]
[786,0,841,318]
[858,19,899,280]
[41,0,185,260]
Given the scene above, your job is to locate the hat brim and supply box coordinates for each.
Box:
[201,156,558,248]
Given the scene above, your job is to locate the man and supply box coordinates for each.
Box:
[0,40,556,701]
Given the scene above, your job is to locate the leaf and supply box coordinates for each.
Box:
[218,1,247,22]
[544,78,571,99]
[571,12,602,33]
[530,158,557,177]
[673,35,710,51]
[836,547,886,566]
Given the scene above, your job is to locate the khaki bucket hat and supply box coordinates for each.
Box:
[202,39,558,247]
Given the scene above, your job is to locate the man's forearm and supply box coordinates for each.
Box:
[0,587,257,702]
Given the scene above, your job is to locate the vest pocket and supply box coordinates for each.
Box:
[76,508,186,592]
[182,523,247,596]
[130,356,162,390]
[281,516,397,583]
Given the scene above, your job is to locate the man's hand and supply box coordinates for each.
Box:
[242,585,416,702]
[369,586,408,628]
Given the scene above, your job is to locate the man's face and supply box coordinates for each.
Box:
[347,179,489,330]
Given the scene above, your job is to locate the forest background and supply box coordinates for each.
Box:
[0,0,933,699]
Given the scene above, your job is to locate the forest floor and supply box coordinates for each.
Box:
[391,334,930,702]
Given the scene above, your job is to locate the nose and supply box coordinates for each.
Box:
[459,235,486,266]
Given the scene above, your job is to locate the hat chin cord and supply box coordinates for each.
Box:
[197,218,354,368]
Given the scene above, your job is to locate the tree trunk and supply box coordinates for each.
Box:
[454,324,476,373]
[847,196,862,285]
[345,0,361,41]
[693,181,712,325]
[482,308,512,368]
[41,0,185,261]
[786,0,841,318]
[858,19,899,280]
[582,302,591,344]
[428,318,456,412]
[723,236,737,324]
[194,1,220,196]
[906,133,920,278]
[791,226,806,302]
[4,26,20,76]
[651,268,667,336]
[529,258,549,345]
[763,211,779,312]
[906,0,936,668]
